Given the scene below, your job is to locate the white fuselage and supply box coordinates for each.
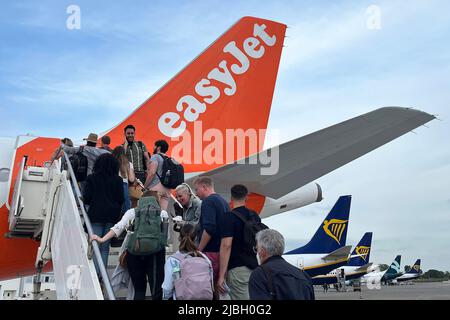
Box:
[283,254,328,270]
[0,137,16,207]
[314,265,368,282]
[395,273,421,282]
[361,269,387,284]
[282,253,348,277]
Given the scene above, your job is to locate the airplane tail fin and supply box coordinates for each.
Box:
[103,17,287,173]
[408,259,422,274]
[285,195,351,254]
[347,232,373,267]
[385,255,402,275]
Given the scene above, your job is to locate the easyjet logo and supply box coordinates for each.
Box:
[323,219,348,245]
[158,23,277,138]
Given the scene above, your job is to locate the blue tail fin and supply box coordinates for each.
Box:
[408,259,421,274]
[347,232,373,267]
[285,195,351,254]
[385,255,402,276]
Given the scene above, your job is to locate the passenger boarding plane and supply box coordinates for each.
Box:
[312,232,373,285]
[0,16,435,281]
[396,259,422,282]
[283,196,352,277]
[363,255,403,285]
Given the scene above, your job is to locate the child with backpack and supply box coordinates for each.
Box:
[162,223,214,300]
[91,191,169,300]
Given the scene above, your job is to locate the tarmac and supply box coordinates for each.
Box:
[314,281,450,300]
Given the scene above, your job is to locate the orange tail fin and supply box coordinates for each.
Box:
[105,17,287,173]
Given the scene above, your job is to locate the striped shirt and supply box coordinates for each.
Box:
[123,141,148,172]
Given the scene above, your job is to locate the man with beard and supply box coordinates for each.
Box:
[122,124,151,184]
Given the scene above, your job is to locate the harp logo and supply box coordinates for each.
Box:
[355,246,371,261]
[413,265,420,272]
[323,219,348,245]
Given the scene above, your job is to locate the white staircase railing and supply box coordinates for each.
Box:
[8,150,116,299]
[50,173,105,299]
[56,151,116,300]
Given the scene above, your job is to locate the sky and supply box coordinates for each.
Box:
[0,0,449,271]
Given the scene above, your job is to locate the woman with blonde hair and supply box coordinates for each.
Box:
[173,183,201,231]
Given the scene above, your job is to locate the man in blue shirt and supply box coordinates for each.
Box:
[217,184,262,300]
[193,176,230,285]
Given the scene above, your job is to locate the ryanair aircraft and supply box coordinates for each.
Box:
[312,232,373,285]
[283,195,352,277]
[396,259,422,282]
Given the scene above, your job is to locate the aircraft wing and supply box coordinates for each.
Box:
[187,107,435,199]
[355,262,373,272]
[323,245,353,261]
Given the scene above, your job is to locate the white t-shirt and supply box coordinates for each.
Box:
[110,208,135,236]
[119,162,134,184]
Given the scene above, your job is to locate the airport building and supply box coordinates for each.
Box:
[0,273,56,300]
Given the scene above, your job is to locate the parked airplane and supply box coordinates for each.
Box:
[363,255,403,285]
[0,16,435,281]
[396,259,422,282]
[283,196,353,277]
[312,232,373,285]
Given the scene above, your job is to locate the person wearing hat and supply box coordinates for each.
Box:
[54,133,110,192]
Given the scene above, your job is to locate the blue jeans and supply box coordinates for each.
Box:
[122,182,131,214]
[91,222,114,276]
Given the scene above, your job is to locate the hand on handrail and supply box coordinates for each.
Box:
[90,235,104,244]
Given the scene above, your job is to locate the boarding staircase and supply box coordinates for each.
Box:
[7,152,115,300]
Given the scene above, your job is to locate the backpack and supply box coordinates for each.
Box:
[69,146,88,182]
[137,141,147,171]
[156,154,184,189]
[231,209,269,264]
[126,196,167,256]
[172,252,214,300]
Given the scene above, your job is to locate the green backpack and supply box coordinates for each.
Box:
[127,196,167,255]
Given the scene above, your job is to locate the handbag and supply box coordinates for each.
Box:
[119,250,128,268]
[119,231,132,268]
[128,184,143,200]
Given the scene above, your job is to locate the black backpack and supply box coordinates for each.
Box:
[137,141,147,171]
[69,146,88,182]
[156,154,184,189]
[232,210,269,263]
